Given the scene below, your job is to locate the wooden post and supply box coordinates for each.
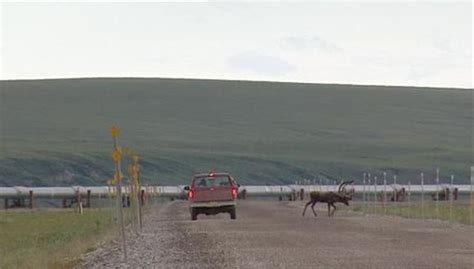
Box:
[76,189,83,214]
[436,168,440,220]
[240,189,247,200]
[362,173,366,212]
[28,190,34,209]
[140,189,146,206]
[86,189,91,208]
[421,172,425,220]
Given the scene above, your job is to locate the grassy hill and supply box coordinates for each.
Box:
[0,78,471,186]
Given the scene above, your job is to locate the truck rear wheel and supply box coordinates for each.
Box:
[229,207,236,220]
[191,208,198,221]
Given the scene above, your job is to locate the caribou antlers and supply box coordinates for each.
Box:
[302,180,354,217]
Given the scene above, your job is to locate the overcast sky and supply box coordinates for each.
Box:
[0,1,472,88]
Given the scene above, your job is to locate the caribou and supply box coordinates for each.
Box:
[302,180,354,217]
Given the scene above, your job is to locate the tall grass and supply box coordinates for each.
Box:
[0,208,116,268]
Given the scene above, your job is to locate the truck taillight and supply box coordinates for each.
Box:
[188,190,194,200]
[231,188,238,199]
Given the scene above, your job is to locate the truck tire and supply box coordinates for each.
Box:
[191,208,198,221]
[229,207,236,220]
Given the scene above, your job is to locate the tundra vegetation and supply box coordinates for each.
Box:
[0,208,116,268]
[349,201,473,225]
[0,78,471,186]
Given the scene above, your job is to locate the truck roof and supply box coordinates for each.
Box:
[192,172,230,178]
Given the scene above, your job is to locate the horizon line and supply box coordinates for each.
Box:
[0,75,472,90]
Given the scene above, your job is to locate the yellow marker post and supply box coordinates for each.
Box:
[110,124,127,263]
[111,125,121,137]
[123,147,142,234]
[132,154,143,232]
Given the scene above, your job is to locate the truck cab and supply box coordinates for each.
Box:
[184,172,238,220]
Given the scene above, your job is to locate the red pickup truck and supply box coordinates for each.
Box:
[184,172,239,220]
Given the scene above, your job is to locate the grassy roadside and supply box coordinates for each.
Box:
[350,201,474,225]
[0,208,117,269]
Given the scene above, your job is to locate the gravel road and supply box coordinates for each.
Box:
[79,200,474,269]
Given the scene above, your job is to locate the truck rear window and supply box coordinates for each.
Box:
[194,176,230,187]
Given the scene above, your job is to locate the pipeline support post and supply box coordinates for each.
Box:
[140,189,146,206]
[87,189,91,208]
[28,190,34,209]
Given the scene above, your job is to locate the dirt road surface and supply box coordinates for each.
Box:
[79,200,474,268]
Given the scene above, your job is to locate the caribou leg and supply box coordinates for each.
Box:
[302,200,312,216]
[310,201,318,217]
[327,203,331,216]
[330,204,337,216]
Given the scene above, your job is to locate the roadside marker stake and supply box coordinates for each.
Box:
[450,175,454,223]
[111,124,127,263]
[383,172,387,216]
[362,172,366,213]
[421,172,424,220]
[436,168,439,220]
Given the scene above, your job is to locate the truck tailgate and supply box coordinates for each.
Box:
[193,186,232,202]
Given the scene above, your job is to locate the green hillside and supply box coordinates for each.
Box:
[0,78,471,186]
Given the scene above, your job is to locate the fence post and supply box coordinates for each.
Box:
[362,172,366,213]
[436,168,440,220]
[392,175,397,215]
[383,172,387,215]
[87,189,91,208]
[470,166,473,226]
[421,172,424,220]
[450,175,454,223]
[75,188,83,214]
[28,190,34,209]
[374,176,377,214]
[140,189,146,206]
[393,174,397,197]
[408,180,411,218]
[367,175,371,214]
[350,181,354,212]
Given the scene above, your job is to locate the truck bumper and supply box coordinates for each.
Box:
[189,201,236,208]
